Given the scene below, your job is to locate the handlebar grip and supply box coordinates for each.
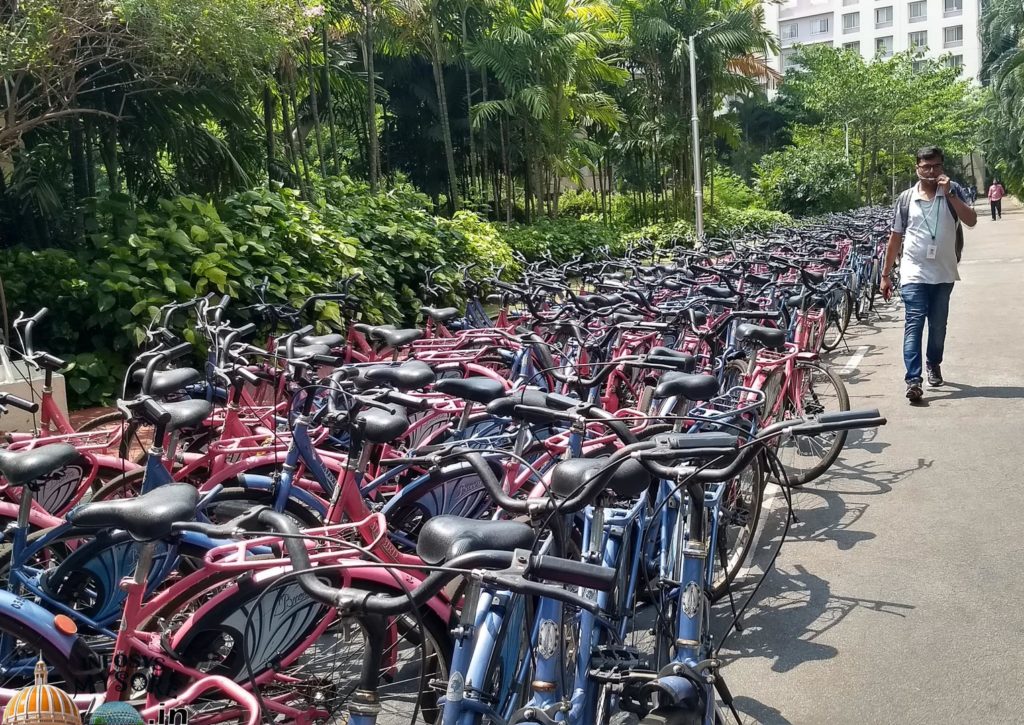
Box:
[236,367,261,386]
[161,342,193,362]
[529,553,616,592]
[309,354,344,366]
[381,390,431,412]
[818,408,881,424]
[293,324,315,339]
[142,398,172,426]
[488,575,601,614]
[0,394,38,413]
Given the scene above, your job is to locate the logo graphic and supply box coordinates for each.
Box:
[3,655,81,725]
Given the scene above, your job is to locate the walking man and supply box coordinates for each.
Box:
[880,146,977,403]
[988,178,1005,220]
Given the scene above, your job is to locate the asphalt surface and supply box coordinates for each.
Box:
[718,199,1024,724]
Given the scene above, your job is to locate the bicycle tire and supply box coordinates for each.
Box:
[820,289,852,352]
[774,360,850,486]
[0,608,100,694]
[76,410,124,433]
[710,454,764,601]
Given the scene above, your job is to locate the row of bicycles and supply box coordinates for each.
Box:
[0,208,892,725]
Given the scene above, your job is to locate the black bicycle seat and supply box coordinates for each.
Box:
[435,377,506,405]
[654,372,719,402]
[417,515,534,565]
[68,483,198,541]
[0,444,80,486]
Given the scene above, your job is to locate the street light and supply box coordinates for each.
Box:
[687,23,724,240]
[844,118,859,162]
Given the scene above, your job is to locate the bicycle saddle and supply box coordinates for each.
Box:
[785,293,826,309]
[0,444,79,486]
[362,360,436,391]
[132,367,202,396]
[611,312,645,325]
[735,323,787,351]
[353,323,396,337]
[435,377,506,405]
[549,456,652,499]
[371,327,423,349]
[162,399,213,431]
[68,483,198,541]
[421,306,460,324]
[417,515,535,566]
[354,405,410,443]
[700,285,734,299]
[301,333,345,348]
[485,388,552,418]
[276,343,331,359]
[646,348,696,373]
[654,372,719,402]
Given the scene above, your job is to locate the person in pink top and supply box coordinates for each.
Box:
[988,179,1005,220]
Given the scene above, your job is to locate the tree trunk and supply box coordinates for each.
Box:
[288,77,313,195]
[500,117,512,222]
[100,123,120,196]
[362,0,380,190]
[322,23,340,174]
[263,83,277,185]
[857,126,868,204]
[83,119,96,197]
[305,41,328,179]
[480,68,491,214]
[430,16,459,214]
[67,118,88,239]
[461,8,477,199]
[279,78,302,193]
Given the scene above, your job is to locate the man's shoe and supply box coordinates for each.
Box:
[927,365,943,387]
[906,382,923,402]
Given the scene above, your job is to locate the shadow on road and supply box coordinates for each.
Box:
[716,564,914,675]
[915,380,1024,402]
[732,695,795,725]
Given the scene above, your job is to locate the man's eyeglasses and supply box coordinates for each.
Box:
[917,163,943,171]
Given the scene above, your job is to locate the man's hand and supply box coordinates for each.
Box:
[880,275,893,301]
[937,174,952,195]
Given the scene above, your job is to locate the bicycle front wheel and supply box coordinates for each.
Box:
[820,289,852,352]
[773,360,850,486]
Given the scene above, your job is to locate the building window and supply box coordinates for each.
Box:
[781,49,798,71]
[843,12,860,31]
[909,0,927,22]
[946,53,963,71]
[944,0,962,15]
[909,30,928,49]
[781,22,799,39]
[843,40,861,52]
[843,0,858,5]
[876,35,894,56]
[875,6,893,27]
[810,16,830,34]
[944,25,963,47]
[912,59,927,72]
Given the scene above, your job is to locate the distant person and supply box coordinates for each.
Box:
[988,179,1005,220]
[968,184,977,203]
[880,146,977,404]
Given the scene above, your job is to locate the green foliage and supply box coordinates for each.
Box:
[755,144,857,216]
[705,206,793,234]
[557,189,603,219]
[979,0,1024,193]
[709,166,761,210]
[0,179,518,406]
[620,220,695,248]
[498,219,624,263]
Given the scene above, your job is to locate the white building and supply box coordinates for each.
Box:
[764,0,983,81]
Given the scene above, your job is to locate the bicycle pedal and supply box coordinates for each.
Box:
[589,645,642,682]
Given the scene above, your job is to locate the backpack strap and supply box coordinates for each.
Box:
[898,188,913,232]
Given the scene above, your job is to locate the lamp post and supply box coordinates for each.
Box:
[689,35,704,238]
[844,118,859,162]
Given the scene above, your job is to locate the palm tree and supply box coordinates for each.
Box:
[471,0,627,217]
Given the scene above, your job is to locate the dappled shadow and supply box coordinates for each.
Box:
[716,564,914,675]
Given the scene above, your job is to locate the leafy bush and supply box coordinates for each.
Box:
[705,207,794,235]
[498,218,625,263]
[0,179,519,406]
[708,166,761,210]
[755,145,858,216]
[620,220,695,247]
[557,189,602,218]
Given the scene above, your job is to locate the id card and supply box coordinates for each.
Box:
[926,244,937,259]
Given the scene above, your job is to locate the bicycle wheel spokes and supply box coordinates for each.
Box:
[775,360,850,486]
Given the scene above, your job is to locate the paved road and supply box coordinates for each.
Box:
[718,199,1024,724]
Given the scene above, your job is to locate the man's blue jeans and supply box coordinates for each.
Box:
[901,282,954,384]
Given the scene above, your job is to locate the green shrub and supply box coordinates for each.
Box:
[708,167,761,210]
[557,188,602,218]
[498,218,625,263]
[705,207,793,235]
[620,220,695,248]
[755,145,857,216]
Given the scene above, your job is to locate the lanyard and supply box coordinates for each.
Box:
[918,196,943,241]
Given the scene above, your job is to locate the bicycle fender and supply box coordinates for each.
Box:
[0,588,81,661]
[235,474,328,517]
[645,674,702,711]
